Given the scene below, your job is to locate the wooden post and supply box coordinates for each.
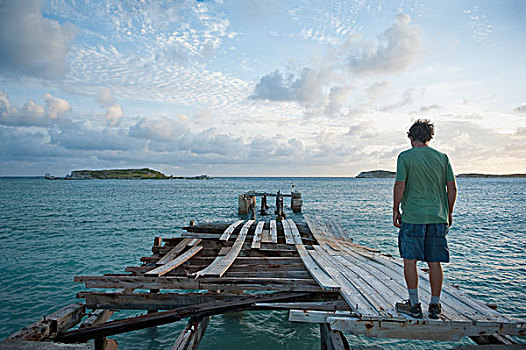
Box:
[291,192,302,212]
[238,195,249,214]
[171,316,211,350]
[320,323,350,350]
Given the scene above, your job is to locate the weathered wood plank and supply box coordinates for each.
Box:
[251,221,265,249]
[295,244,339,291]
[75,275,323,292]
[270,220,277,243]
[308,248,381,319]
[6,303,86,341]
[255,300,351,311]
[145,245,203,277]
[328,316,523,341]
[282,219,295,244]
[219,220,244,241]
[261,229,271,243]
[287,219,303,244]
[197,220,254,277]
[156,238,201,266]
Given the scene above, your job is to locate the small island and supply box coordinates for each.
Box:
[355,170,526,179]
[356,170,396,178]
[45,168,212,180]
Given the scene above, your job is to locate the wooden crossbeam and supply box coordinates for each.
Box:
[56,292,310,343]
[75,275,323,292]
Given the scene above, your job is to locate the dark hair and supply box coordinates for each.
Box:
[407,119,434,143]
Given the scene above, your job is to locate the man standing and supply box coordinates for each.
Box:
[392,119,457,319]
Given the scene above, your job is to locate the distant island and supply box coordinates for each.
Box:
[356,170,526,178]
[456,173,526,178]
[45,168,212,180]
[356,170,396,178]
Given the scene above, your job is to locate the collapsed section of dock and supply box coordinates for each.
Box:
[3,215,525,349]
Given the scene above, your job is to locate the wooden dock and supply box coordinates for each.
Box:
[3,215,525,349]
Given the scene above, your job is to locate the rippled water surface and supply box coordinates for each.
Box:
[0,177,524,349]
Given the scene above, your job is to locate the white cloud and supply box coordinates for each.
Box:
[129,116,187,142]
[0,91,71,127]
[97,88,116,107]
[44,93,72,119]
[251,67,333,105]
[105,104,123,126]
[346,13,423,75]
[0,0,77,79]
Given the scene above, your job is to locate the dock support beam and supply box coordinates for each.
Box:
[320,323,350,350]
[172,316,211,350]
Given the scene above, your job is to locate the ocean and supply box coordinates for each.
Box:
[0,177,524,349]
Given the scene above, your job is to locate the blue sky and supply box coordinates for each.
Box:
[0,0,525,176]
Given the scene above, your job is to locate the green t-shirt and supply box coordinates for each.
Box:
[395,147,455,224]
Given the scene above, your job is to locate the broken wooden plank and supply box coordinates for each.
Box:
[145,245,203,277]
[6,303,86,341]
[219,220,244,241]
[287,219,303,244]
[295,244,339,291]
[251,221,265,249]
[196,220,254,277]
[270,220,277,243]
[156,238,201,266]
[281,219,295,244]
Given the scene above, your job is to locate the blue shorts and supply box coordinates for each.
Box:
[398,223,450,262]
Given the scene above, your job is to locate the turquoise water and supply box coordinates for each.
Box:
[0,177,524,349]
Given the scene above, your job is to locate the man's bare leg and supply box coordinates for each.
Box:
[427,262,443,297]
[403,258,418,289]
[427,261,443,318]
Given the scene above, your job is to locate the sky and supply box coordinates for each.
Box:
[0,0,525,177]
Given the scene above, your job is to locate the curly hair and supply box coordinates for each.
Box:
[407,119,434,143]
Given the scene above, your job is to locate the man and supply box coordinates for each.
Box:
[392,119,457,319]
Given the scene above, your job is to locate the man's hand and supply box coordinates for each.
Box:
[448,212,453,227]
[393,208,402,228]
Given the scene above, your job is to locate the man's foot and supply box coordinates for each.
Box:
[395,300,423,318]
[428,303,442,319]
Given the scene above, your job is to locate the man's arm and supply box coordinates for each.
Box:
[393,180,405,228]
[446,180,457,227]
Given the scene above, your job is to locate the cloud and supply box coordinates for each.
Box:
[346,13,423,75]
[0,91,71,127]
[105,104,123,126]
[0,0,77,79]
[97,89,116,108]
[49,126,135,151]
[129,116,188,142]
[251,67,333,105]
[513,103,526,114]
